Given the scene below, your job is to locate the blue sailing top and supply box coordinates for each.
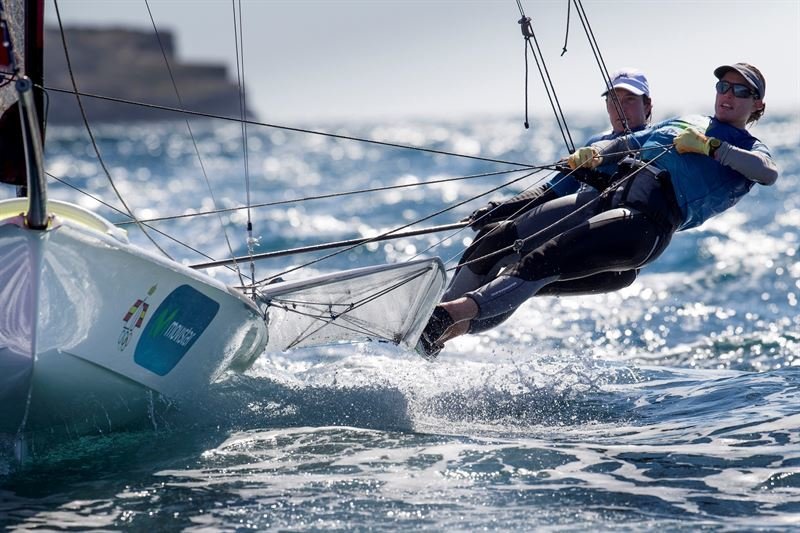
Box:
[623,115,771,230]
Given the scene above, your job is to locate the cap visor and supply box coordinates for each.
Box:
[601,82,646,97]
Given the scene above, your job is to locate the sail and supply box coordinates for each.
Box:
[260,258,446,352]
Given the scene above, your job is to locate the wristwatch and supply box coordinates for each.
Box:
[708,137,722,159]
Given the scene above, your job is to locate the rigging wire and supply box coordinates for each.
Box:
[143,0,246,287]
[116,166,545,226]
[448,146,675,273]
[231,0,257,294]
[39,86,534,169]
[52,0,172,258]
[570,0,639,149]
[251,167,546,287]
[46,171,247,273]
[515,0,575,153]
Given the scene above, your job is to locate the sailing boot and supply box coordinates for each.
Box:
[414,305,454,362]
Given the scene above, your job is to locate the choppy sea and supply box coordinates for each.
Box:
[1,111,800,530]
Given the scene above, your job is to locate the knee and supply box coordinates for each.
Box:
[467,221,519,275]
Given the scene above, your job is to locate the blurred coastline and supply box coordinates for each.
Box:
[44,26,252,124]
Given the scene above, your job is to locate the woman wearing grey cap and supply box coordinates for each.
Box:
[418,62,777,359]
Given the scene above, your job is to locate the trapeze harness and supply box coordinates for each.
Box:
[464,158,682,322]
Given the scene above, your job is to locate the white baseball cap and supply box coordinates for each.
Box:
[601,68,650,97]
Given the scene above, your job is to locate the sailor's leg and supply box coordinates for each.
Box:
[464,275,559,321]
[437,207,672,344]
[443,263,494,302]
[466,310,514,334]
[442,222,518,301]
[436,273,558,344]
[444,253,522,302]
[458,267,638,329]
[537,269,639,296]
[463,269,638,334]
[512,188,601,254]
[443,190,599,302]
[509,207,667,284]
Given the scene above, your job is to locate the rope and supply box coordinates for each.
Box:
[39,86,534,169]
[448,146,674,273]
[571,0,639,149]
[52,0,172,258]
[144,0,246,286]
[231,0,257,294]
[114,166,545,226]
[520,15,532,129]
[560,0,571,56]
[515,1,575,153]
[251,167,547,286]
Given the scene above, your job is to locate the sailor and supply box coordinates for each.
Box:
[467,68,653,230]
[442,68,655,338]
[420,62,778,358]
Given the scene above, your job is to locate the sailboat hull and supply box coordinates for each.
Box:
[0,199,268,436]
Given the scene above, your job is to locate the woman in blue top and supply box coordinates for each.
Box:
[419,62,778,359]
[450,69,653,335]
[468,67,653,231]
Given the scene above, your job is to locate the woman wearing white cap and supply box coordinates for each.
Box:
[440,69,654,339]
[418,62,777,359]
[466,68,653,230]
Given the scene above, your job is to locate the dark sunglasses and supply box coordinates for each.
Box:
[715,80,758,99]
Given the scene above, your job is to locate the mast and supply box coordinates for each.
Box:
[24,0,44,122]
[16,0,46,226]
[20,0,45,212]
[17,75,46,228]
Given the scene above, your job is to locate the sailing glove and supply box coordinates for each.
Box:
[567,146,602,170]
[462,201,499,231]
[674,127,718,156]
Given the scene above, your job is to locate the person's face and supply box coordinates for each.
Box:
[605,88,649,134]
[714,71,764,129]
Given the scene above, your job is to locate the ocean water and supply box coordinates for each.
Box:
[1,112,800,530]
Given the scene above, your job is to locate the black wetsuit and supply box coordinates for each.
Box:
[447,161,681,329]
[445,164,648,333]
[432,112,778,340]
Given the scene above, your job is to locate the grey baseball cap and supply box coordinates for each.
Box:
[714,63,765,99]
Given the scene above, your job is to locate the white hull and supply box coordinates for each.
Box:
[0,199,268,435]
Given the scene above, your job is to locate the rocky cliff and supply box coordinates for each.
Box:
[44,27,252,124]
